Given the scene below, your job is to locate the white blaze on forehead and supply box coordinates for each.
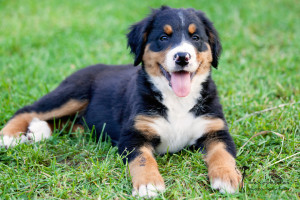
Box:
[178,11,186,41]
[165,41,198,72]
[178,11,184,26]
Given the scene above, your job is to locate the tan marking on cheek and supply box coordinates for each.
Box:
[196,43,213,75]
[142,44,168,77]
[129,146,165,190]
[205,142,242,191]
[134,115,159,139]
[188,23,196,34]
[164,24,173,35]
[204,117,225,133]
[1,100,88,137]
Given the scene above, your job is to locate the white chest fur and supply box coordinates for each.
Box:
[153,106,214,154]
[149,72,211,154]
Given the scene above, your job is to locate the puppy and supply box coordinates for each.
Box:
[1,6,242,197]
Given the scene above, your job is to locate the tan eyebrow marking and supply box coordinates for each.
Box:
[164,24,173,35]
[188,23,196,34]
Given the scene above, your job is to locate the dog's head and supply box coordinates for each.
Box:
[127,6,222,97]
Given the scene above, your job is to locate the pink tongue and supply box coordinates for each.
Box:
[170,71,191,97]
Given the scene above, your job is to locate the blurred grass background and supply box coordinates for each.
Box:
[0,0,299,199]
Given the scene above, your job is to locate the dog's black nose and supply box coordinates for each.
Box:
[174,52,191,67]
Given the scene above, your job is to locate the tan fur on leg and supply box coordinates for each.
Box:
[129,146,165,197]
[205,142,242,193]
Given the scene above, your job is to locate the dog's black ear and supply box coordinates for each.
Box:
[127,15,153,66]
[195,11,222,68]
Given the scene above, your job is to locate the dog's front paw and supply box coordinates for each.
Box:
[129,147,165,197]
[132,182,165,198]
[131,170,165,198]
[209,167,242,194]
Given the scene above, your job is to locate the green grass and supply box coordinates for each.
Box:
[0,0,299,199]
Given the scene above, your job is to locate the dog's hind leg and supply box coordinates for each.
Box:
[0,70,91,148]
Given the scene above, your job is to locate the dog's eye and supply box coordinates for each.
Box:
[192,35,200,41]
[160,35,169,41]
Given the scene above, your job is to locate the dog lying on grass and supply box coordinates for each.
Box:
[1,6,242,197]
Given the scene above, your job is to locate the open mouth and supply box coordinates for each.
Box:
[159,65,196,97]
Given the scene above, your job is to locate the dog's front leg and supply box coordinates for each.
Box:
[197,129,242,193]
[119,143,165,197]
[129,146,165,197]
[205,141,242,193]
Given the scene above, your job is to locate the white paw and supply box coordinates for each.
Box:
[132,183,165,198]
[0,118,51,148]
[0,135,28,148]
[27,118,51,142]
[211,178,237,194]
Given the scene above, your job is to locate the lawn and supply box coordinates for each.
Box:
[0,0,299,199]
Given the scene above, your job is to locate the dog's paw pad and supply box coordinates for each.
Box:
[27,118,51,142]
[132,183,165,198]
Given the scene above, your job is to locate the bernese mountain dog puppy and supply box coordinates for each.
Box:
[1,6,242,197]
